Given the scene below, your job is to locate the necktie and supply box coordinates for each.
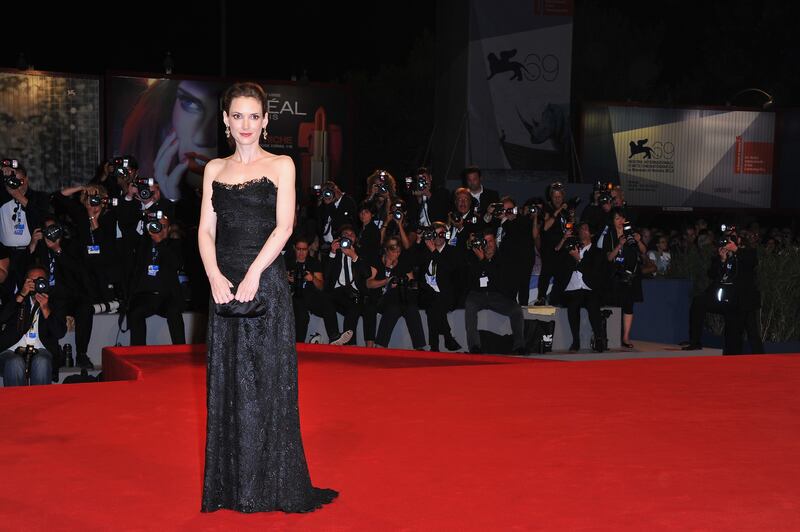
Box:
[343,254,351,286]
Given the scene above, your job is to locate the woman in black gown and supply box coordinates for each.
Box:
[198,82,338,513]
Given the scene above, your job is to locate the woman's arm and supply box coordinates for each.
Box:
[366,265,388,289]
[197,159,234,304]
[235,156,297,302]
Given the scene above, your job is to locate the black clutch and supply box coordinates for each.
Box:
[214,297,267,318]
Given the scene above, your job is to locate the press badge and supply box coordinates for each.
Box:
[14,223,25,235]
[148,265,160,276]
[87,245,101,255]
[27,331,37,340]
[479,275,489,288]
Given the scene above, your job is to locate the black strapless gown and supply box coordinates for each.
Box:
[201,176,339,513]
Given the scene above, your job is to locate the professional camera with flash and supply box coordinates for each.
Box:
[2,158,22,189]
[143,210,165,234]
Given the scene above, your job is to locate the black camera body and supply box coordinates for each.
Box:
[593,181,614,193]
[466,234,487,250]
[88,194,105,207]
[598,191,613,205]
[44,224,64,242]
[34,276,49,294]
[143,210,164,234]
[110,156,138,180]
[405,173,428,192]
[313,184,335,200]
[622,220,636,243]
[339,236,353,249]
[291,263,307,294]
[566,196,582,210]
[134,177,155,200]
[421,227,449,242]
[451,211,477,225]
[564,237,581,252]
[2,158,21,188]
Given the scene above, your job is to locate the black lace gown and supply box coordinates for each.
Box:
[201,176,339,513]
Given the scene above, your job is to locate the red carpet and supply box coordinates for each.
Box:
[1,345,799,531]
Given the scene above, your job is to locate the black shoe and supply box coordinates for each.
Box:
[681,343,702,351]
[568,343,579,353]
[469,345,482,354]
[76,353,94,370]
[678,340,690,347]
[533,297,546,306]
[514,346,528,357]
[444,335,461,351]
[52,368,60,383]
[621,341,634,349]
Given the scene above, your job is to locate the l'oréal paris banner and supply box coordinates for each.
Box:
[583,105,775,208]
[107,75,350,201]
[467,0,573,172]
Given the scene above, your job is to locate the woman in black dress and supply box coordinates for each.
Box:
[198,82,338,513]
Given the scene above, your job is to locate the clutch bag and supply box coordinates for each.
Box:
[214,297,267,318]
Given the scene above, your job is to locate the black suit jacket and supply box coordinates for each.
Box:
[0,187,49,242]
[417,243,459,303]
[323,250,370,293]
[357,221,381,264]
[708,248,760,310]
[317,194,357,240]
[571,243,607,292]
[29,238,87,298]
[0,293,68,365]
[406,188,451,228]
[469,187,500,215]
[129,237,184,304]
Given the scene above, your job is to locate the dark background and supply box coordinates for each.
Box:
[5,0,799,185]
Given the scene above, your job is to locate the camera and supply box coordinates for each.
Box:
[562,221,575,233]
[110,156,137,180]
[466,234,487,250]
[598,192,613,204]
[91,300,120,314]
[4,171,22,189]
[33,277,49,294]
[718,225,740,248]
[405,173,428,192]
[375,170,389,194]
[291,263,307,294]
[143,210,164,234]
[593,181,614,193]
[503,207,518,216]
[392,201,404,221]
[134,177,155,200]
[313,184,335,200]
[88,194,105,207]
[421,227,449,241]
[622,220,635,242]
[339,236,353,249]
[44,223,64,242]
[1,158,19,169]
[450,211,477,225]
[564,237,581,252]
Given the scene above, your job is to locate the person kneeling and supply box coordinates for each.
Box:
[0,265,67,386]
[126,214,185,346]
[560,222,607,352]
[463,229,525,356]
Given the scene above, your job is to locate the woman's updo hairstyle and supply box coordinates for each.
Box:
[221,82,269,115]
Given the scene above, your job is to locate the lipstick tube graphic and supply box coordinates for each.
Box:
[310,107,329,185]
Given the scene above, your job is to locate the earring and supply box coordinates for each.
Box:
[225,126,230,138]
[262,128,268,140]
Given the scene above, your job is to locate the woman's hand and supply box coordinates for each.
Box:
[210,272,235,304]
[234,269,261,302]
[154,130,189,201]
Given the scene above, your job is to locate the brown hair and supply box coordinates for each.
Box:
[221,82,269,115]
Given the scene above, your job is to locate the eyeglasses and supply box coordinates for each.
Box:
[12,202,20,222]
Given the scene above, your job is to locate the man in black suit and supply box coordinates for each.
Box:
[484,196,536,305]
[324,225,370,345]
[683,228,763,355]
[561,222,607,352]
[126,213,185,346]
[463,229,525,355]
[462,165,499,216]
[316,181,357,256]
[0,264,67,386]
[405,167,450,229]
[286,236,353,345]
[356,200,381,264]
[417,222,461,351]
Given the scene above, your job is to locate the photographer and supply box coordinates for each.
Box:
[126,213,185,346]
[463,229,526,356]
[404,167,449,229]
[365,170,400,229]
[89,156,136,201]
[356,200,381,264]
[484,196,536,305]
[117,177,175,250]
[0,265,67,386]
[581,183,614,235]
[325,225,370,345]
[286,236,353,345]
[462,166,499,215]
[534,182,577,306]
[561,222,607,352]
[316,180,357,255]
[596,208,646,348]
[447,187,483,249]
[0,161,50,288]
[379,198,417,251]
[53,184,124,369]
[683,227,763,355]
[363,236,426,350]
[416,222,461,352]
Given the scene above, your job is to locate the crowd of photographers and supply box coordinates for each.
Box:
[0,153,786,386]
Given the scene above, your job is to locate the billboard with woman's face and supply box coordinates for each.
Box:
[107,75,351,203]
